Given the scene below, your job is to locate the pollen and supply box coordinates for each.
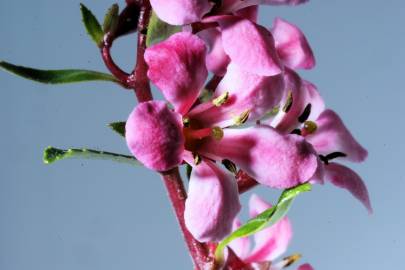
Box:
[211,126,224,140]
[303,120,317,134]
[233,109,250,126]
[212,91,229,107]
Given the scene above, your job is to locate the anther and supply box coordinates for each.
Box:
[302,120,317,135]
[212,91,229,107]
[282,254,302,268]
[193,153,202,165]
[183,117,190,127]
[298,103,312,123]
[282,91,293,113]
[211,126,224,140]
[233,109,250,126]
[222,159,237,174]
[291,129,302,135]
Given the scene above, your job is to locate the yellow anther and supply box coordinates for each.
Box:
[303,120,317,134]
[183,117,190,127]
[212,91,229,107]
[211,126,224,140]
[222,159,238,174]
[282,90,293,113]
[233,109,250,126]
[282,253,302,268]
[193,153,202,165]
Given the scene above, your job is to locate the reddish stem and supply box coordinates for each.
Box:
[236,170,259,194]
[162,168,214,270]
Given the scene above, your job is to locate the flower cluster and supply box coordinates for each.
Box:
[124,0,371,268]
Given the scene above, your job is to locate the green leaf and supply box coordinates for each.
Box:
[0,61,119,84]
[215,183,312,261]
[146,11,181,47]
[43,146,139,166]
[108,121,126,137]
[80,3,104,47]
[103,3,119,34]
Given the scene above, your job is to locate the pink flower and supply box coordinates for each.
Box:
[227,194,314,270]
[125,32,319,241]
[267,69,372,213]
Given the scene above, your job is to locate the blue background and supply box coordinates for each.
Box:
[1,1,404,269]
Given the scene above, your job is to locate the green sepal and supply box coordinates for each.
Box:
[146,11,181,47]
[80,3,104,47]
[0,61,118,84]
[108,121,126,137]
[103,4,119,34]
[43,146,139,166]
[215,183,312,262]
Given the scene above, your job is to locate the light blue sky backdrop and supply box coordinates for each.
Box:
[1,1,404,269]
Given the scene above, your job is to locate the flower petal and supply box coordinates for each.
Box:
[324,163,372,213]
[244,194,293,263]
[188,63,284,127]
[200,126,318,189]
[228,219,252,259]
[145,32,208,115]
[125,101,184,171]
[270,69,324,133]
[235,5,259,22]
[185,160,241,242]
[297,264,314,270]
[221,0,309,13]
[306,109,368,162]
[272,18,315,70]
[150,0,213,25]
[218,16,283,76]
[197,28,230,76]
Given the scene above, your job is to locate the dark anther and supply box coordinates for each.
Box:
[291,129,302,135]
[298,103,312,123]
[282,91,293,113]
[319,152,347,164]
[222,159,238,174]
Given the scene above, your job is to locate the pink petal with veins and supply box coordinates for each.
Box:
[150,0,213,25]
[306,110,368,162]
[201,126,318,188]
[145,32,208,115]
[325,163,372,213]
[218,16,283,76]
[185,160,241,242]
[125,101,184,171]
[197,28,230,76]
[272,18,315,70]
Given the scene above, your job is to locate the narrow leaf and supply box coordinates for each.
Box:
[103,4,119,34]
[146,11,181,47]
[215,183,312,261]
[44,146,139,166]
[108,121,126,137]
[0,61,118,84]
[80,3,104,47]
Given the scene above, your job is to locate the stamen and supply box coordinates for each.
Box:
[291,129,302,135]
[301,120,317,135]
[298,103,312,123]
[282,91,293,113]
[193,153,202,165]
[233,109,250,126]
[212,91,229,107]
[282,254,302,268]
[222,159,237,174]
[183,117,190,127]
[211,126,224,140]
[325,152,347,160]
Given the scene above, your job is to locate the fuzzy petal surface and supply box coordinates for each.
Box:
[272,18,315,70]
[201,126,318,188]
[244,194,292,263]
[185,160,241,242]
[145,32,208,115]
[197,28,230,76]
[298,264,314,270]
[125,101,184,171]
[325,163,372,213]
[306,109,368,162]
[150,0,213,25]
[218,16,283,76]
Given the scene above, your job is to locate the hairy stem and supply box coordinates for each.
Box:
[162,168,214,270]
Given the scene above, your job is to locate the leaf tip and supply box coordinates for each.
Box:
[108,121,126,137]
